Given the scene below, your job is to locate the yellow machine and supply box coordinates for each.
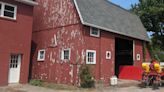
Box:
[154,63,162,73]
[142,63,150,73]
[141,61,164,88]
[142,63,162,73]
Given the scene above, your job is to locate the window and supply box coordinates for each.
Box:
[106,51,111,60]
[136,54,140,61]
[10,54,21,68]
[61,49,71,60]
[86,50,96,64]
[0,2,17,20]
[37,49,45,61]
[90,27,100,37]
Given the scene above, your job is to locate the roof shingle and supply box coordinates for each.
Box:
[74,0,150,41]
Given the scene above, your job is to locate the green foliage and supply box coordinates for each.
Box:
[151,35,164,50]
[131,0,164,50]
[149,43,164,62]
[29,79,43,86]
[79,65,95,88]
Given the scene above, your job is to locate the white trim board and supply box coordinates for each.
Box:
[15,0,38,6]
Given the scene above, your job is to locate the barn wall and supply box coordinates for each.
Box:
[31,0,151,85]
[32,22,116,85]
[32,24,85,85]
[0,0,34,86]
[31,0,82,85]
[134,41,152,66]
[145,44,151,62]
[100,31,115,85]
[134,40,143,67]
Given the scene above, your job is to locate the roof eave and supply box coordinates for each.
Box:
[73,0,150,42]
[83,21,150,42]
[15,0,38,6]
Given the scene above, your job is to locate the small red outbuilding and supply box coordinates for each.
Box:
[0,0,37,86]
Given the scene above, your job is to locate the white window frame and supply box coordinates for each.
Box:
[61,48,71,60]
[0,2,17,20]
[37,49,46,61]
[90,27,100,37]
[106,51,112,60]
[136,54,141,61]
[86,50,96,64]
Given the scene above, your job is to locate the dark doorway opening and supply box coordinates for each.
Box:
[115,38,133,77]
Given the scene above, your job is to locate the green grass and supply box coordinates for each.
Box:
[29,79,43,86]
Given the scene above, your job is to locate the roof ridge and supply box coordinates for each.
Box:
[106,0,135,16]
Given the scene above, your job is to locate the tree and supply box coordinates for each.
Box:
[131,0,164,50]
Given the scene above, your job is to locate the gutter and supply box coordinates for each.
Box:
[15,0,38,6]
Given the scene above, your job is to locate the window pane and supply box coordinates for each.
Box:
[15,64,18,68]
[64,50,69,59]
[92,28,98,34]
[40,51,45,59]
[40,51,45,55]
[92,27,98,31]
[10,54,19,68]
[86,51,96,64]
[91,58,93,62]
[88,52,94,63]
[92,30,98,35]
[88,57,90,62]
[64,50,69,55]
[64,56,68,59]
[5,5,15,11]
[4,11,14,18]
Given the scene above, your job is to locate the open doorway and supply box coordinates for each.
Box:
[115,38,133,77]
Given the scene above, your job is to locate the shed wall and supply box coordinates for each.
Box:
[0,0,34,86]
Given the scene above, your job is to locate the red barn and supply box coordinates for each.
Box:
[31,0,151,85]
[0,0,37,86]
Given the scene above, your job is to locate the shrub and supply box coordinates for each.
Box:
[29,79,43,86]
[149,44,164,62]
[79,65,95,88]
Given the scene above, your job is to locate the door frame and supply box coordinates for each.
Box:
[8,54,22,83]
[114,37,134,76]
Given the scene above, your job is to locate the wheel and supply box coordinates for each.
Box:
[152,80,159,89]
[141,79,149,87]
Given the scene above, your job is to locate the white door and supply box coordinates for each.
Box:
[8,54,21,83]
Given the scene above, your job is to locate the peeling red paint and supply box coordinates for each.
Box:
[31,0,151,86]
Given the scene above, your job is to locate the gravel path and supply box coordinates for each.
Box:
[0,81,163,92]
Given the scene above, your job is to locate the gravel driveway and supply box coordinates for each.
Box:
[0,80,164,92]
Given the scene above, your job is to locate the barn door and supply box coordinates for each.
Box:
[8,54,21,83]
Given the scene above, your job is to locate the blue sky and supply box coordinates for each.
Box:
[110,0,139,9]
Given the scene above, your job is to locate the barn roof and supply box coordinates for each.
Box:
[74,0,150,41]
[15,0,38,6]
